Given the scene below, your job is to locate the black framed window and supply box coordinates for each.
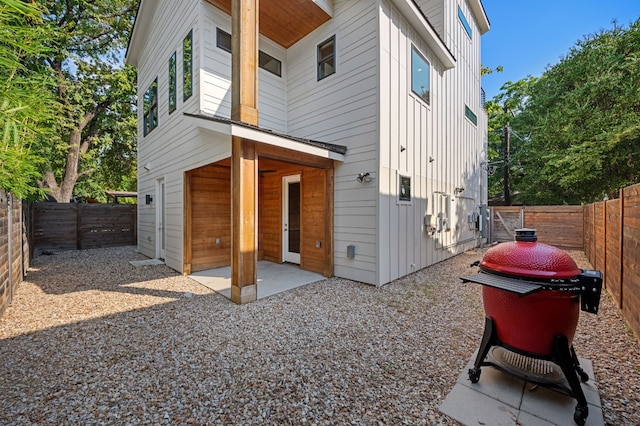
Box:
[217,28,282,77]
[317,35,335,80]
[216,27,231,53]
[399,175,411,202]
[259,50,282,77]
[169,52,177,113]
[143,78,158,136]
[183,30,193,100]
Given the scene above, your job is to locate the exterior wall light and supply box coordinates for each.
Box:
[356,172,372,183]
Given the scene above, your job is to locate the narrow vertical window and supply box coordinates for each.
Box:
[143,78,158,136]
[216,27,231,53]
[183,30,193,100]
[411,46,430,104]
[458,6,472,39]
[317,35,335,81]
[169,52,176,114]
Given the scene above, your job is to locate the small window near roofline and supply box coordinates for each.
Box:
[317,35,335,81]
[411,46,430,105]
[216,28,282,77]
[183,30,193,100]
[458,6,472,39]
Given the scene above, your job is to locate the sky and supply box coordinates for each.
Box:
[480,1,640,101]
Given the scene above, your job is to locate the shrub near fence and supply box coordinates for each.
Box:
[0,191,26,318]
[584,183,640,342]
[32,203,137,253]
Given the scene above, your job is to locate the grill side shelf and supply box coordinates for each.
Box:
[461,273,544,296]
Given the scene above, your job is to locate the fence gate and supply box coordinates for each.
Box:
[489,207,523,243]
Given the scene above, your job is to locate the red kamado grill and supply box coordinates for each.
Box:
[461,229,602,426]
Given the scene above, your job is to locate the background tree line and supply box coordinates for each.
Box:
[486,18,640,205]
[0,0,137,202]
[1,2,638,205]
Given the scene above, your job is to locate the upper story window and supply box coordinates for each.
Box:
[458,6,472,39]
[465,104,478,125]
[216,27,231,53]
[317,35,335,81]
[169,52,177,114]
[216,28,282,77]
[183,30,193,100]
[143,78,158,136]
[259,51,281,77]
[411,46,430,104]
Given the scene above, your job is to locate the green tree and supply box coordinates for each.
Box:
[0,0,57,198]
[514,19,640,204]
[36,0,138,202]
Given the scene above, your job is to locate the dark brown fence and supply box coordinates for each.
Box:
[584,183,640,342]
[32,203,137,253]
[490,205,584,249]
[0,191,27,318]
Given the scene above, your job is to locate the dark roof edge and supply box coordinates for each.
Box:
[184,112,348,155]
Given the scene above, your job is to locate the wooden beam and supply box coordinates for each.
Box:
[231,137,258,303]
[183,171,192,275]
[324,168,334,277]
[257,143,335,170]
[231,0,258,125]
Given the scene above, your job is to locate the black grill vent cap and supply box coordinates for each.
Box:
[515,228,537,242]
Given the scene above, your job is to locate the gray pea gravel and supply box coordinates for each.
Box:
[0,246,638,425]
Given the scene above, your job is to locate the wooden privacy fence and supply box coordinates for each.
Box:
[0,191,28,318]
[584,183,640,341]
[31,203,137,253]
[490,205,584,249]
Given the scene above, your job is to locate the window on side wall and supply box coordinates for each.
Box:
[317,35,335,80]
[458,6,472,39]
[465,104,478,125]
[183,30,193,100]
[143,78,158,136]
[398,172,412,204]
[169,52,177,114]
[411,46,430,104]
[216,28,282,77]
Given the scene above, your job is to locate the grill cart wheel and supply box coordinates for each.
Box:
[468,368,481,383]
[574,405,588,426]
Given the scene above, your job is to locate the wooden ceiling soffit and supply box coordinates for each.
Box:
[205,0,332,48]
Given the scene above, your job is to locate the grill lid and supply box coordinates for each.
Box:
[480,228,581,280]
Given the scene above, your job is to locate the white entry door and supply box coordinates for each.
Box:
[156,178,166,260]
[283,175,301,264]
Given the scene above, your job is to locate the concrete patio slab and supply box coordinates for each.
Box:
[188,261,326,300]
[129,258,165,267]
[440,351,604,426]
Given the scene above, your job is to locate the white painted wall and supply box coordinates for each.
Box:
[131,0,487,283]
[377,0,486,285]
[286,0,380,284]
[200,5,288,133]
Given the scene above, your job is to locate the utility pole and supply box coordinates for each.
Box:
[503,118,511,206]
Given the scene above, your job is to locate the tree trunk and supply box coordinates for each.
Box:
[42,128,82,203]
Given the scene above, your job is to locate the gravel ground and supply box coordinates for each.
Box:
[0,246,638,425]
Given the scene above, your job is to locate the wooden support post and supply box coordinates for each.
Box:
[230,0,259,303]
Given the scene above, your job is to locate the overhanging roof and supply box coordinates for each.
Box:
[469,0,490,35]
[393,0,456,69]
[184,113,346,162]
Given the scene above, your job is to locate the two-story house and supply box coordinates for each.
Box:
[125,0,490,303]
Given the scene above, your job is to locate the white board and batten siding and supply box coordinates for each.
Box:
[377,0,487,285]
[286,0,380,285]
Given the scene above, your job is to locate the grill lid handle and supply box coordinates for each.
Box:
[515,228,537,242]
